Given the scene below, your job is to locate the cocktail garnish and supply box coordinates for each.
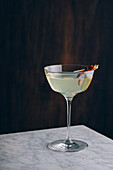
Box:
[84,64,99,71]
[74,64,99,85]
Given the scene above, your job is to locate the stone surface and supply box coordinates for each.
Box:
[0,125,113,170]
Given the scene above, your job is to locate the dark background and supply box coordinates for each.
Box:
[0,0,113,139]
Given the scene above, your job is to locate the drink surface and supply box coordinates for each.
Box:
[46,72,93,98]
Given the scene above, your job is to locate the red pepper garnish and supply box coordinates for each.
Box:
[75,64,99,86]
[78,79,81,86]
[84,65,94,71]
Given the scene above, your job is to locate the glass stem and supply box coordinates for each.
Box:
[65,97,73,142]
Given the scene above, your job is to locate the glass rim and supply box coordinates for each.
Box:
[44,64,91,73]
[44,64,88,73]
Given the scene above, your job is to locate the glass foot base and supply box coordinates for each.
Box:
[47,139,88,152]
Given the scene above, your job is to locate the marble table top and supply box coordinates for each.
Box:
[0,125,113,170]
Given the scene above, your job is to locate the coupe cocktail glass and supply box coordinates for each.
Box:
[44,64,98,152]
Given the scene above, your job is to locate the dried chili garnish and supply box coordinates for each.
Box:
[74,64,99,85]
[78,79,81,86]
[84,65,99,71]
